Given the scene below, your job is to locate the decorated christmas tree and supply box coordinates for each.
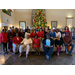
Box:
[33,9,47,29]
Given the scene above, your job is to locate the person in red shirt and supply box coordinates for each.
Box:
[33,35,40,55]
[1,29,8,54]
[13,33,21,54]
[30,30,37,39]
[64,26,71,36]
[38,28,44,38]
[38,28,44,42]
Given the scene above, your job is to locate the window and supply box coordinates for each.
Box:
[19,21,26,30]
[51,21,57,29]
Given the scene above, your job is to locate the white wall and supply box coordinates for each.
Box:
[1,9,75,32]
[1,9,15,27]
[46,9,75,29]
[14,9,32,28]
[14,9,75,29]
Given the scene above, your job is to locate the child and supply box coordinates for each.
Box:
[33,35,40,55]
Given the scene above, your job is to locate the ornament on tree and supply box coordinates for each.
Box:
[33,9,47,28]
[40,12,42,14]
[41,15,42,17]
[44,20,45,22]
[42,24,44,26]
[44,17,45,19]
[35,13,37,15]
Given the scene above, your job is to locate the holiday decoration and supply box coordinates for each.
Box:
[2,9,12,16]
[33,9,47,28]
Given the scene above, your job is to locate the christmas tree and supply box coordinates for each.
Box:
[33,9,47,29]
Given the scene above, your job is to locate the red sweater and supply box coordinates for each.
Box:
[1,32,8,43]
[30,32,38,38]
[38,31,44,38]
[13,37,21,44]
[65,30,71,36]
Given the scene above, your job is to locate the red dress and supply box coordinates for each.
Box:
[30,32,38,38]
[38,31,44,38]
[33,38,40,48]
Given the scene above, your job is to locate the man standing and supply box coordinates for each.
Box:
[42,33,55,60]
[63,32,74,56]
[1,29,8,54]
[25,26,29,33]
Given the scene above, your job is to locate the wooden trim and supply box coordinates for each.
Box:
[66,17,73,19]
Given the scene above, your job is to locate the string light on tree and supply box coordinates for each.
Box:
[33,9,47,28]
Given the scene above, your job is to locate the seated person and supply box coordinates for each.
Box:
[33,35,40,55]
[50,28,56,38]
[19,35,32,58]
[63,32,74,56]
[13,33,21,55]
[55,35,63,56]
[56,29,61,38]
[42,33,55,60]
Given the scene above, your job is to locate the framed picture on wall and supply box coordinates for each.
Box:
[19,21,26,30]
[51,21,57,29]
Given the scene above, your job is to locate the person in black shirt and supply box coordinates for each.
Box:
[55,35,63,56]
[42,33,55,60]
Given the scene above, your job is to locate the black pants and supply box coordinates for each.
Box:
[2,43,7,52]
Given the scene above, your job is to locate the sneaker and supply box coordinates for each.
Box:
[3,51,5,54]
[65,52,69,54]
[46,55,49,60]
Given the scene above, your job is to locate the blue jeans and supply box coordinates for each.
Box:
[43,45,54,58]
[64,43,74,54]
[2,43,7,52]
[13,43,20,53]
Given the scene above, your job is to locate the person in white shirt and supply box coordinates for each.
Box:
[19,34,32,58]
[56,29,61,38]
[25,29,30,38]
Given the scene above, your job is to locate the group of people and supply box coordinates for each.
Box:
[0,26,74,59]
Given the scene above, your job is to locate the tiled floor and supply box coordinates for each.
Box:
[0,39,75,65]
